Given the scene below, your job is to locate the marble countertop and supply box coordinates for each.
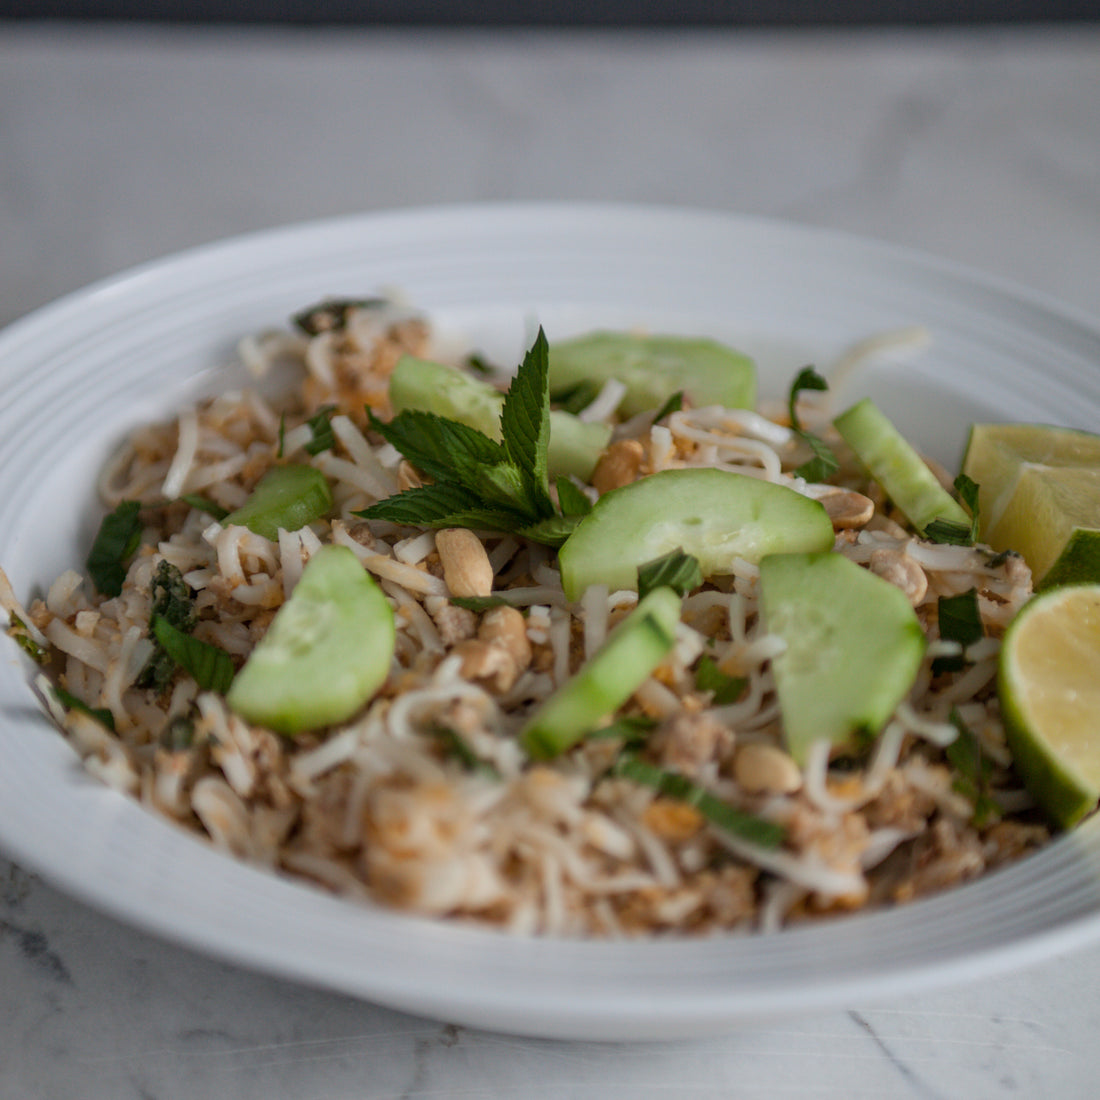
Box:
[2,20,1099,1097]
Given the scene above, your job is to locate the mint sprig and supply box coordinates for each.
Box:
[357,328,576,546]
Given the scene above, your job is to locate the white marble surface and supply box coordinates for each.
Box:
[2,20,1100,1097]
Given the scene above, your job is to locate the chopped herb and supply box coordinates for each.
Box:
[138,561,198,692]
[357,329,574,546]
[52,685,115,732]
[925,473,981,545]
[637,549,703,600]
[86,500,143,598]
[292,297,387,335]
[429,724,500,778]
[553,379,603,416]
[650,390,684,425]
[151,616,235,694]
[555,476,593,517]
[694,655,747,705]
[787,366,839,482]
[464,352,497,377]
[9,615,48,663]
[932,588,983,675]
[449,594,527,613]
[613,754,785,848]
[178,494,229,521]
[946,709,999,827]
[586,714,656,746]
[160,713,196,751]
[277,413,286,459]
[304,404,337,456]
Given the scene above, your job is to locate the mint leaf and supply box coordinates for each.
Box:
[555,477,593,517]
[651,390,684,424]
[787,366,828,432]
[52,685,116,732]
[553,379,603,416]
[357,483,526,532]
[368,408,504,487]
[637,549,703,599]
[932,588,983,674]
[516,514,581,548]
[304,404,337,455]
[787,366,839,482]
[178,494,229,521]
[292,297,387,335]
[152,616,235,693]
[86,500,143,598]
[500,328,554,520]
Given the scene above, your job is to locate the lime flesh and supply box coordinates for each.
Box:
[999,584,1100,828]
[962,423,1100,588]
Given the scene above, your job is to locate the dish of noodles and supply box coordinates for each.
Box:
[2,205,1100,1037]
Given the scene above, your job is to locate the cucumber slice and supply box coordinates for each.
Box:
[759,551,926,763]
[226,545,394,735]
[833,398,969,535]
[389,355,611,481]
[223,464,333,542]
[520,587,681,759]
[549,331,756,418]
[557,468,834,601]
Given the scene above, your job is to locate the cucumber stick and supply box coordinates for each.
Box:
[520,587,681,759]
[549,331,757,418]
[833,398,969,535]
[558,468,834,601]
[389,355,611,481]
[226,545,394,735]
[759,551,925,763]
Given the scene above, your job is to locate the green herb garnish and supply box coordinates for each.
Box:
[613,754,785,848]
[637,549,703,600]
[304,404,337,456]
[925,473,981,545]
[151,615,235,694]
[694,655,747,705]
[52,686,115,731]
[178,494,229,521]
[357,329,577,546]
[932,588,983,675]
[946,709,999,827]
[8,615,48,663]
[650,390,684,425]
[138,561,198,692]
[555,477,593,518]
[429,724,500,778]
[86,500,143,598]
[787,366,839,482]
[586,715,656,746]
[448,594,527,613]
[292,297,387,335]
[553,379,603,416]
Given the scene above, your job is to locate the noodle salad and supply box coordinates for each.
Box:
[1,299,1051,937]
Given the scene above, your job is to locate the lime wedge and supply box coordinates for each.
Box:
[961,423,1100,588]
[999,584,1100,828]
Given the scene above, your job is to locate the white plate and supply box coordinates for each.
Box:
[3,203,1100,1041]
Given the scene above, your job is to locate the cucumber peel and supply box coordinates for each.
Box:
[226,545,394,735]
[759,551,926,764]
[520,586,681,759]
[558,468,834,601]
